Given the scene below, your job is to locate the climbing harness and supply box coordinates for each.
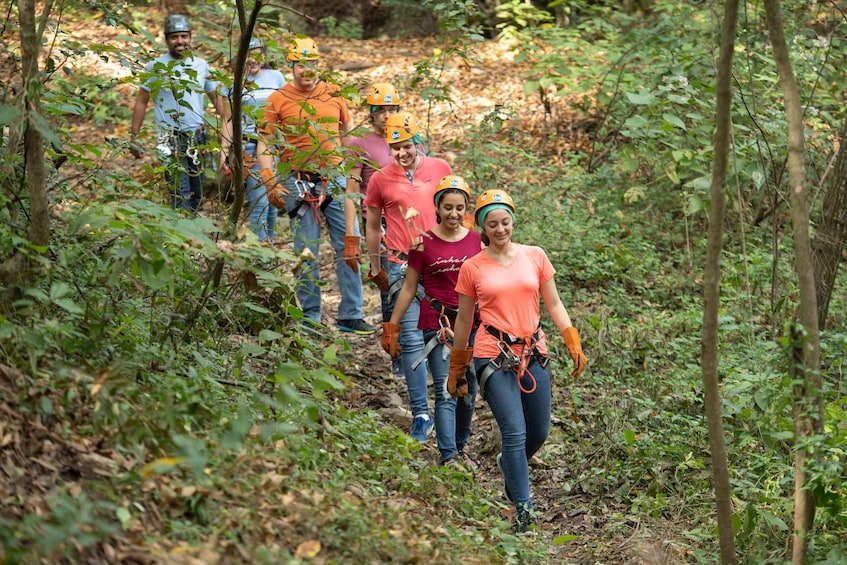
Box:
[477,323,549,400]
[411,299,457,370]
[156,126,207,175]
[288,171,332,222]
[385,252,409,299]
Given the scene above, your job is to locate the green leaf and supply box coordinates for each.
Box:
[115,507,132,530]
[553,534,580,544]
[311,367,344,399]
[624,428,636,445]
[29,110,63,148]
[54,299,84,314]
[258,329,284,342]
[625,91,654,105]
[49,282,71,300]
[662,113,686,130]
[0,104,21,126]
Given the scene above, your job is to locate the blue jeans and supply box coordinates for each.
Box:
[244,142,277,242]
[386,260,428,418]
[476,356,551,509]
[279,174,364,323]
[164,130,205,214]
[426,329,478,463]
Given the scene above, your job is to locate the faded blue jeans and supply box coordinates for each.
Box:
[476,356,551,510]
[279,173,364,324]
[244,142,277,242]
[425,328,478,464]
[386,260,428,419]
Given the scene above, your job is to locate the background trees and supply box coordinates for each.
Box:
[1,0,845,562]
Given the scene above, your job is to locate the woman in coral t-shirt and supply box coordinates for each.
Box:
[450,189,587,534]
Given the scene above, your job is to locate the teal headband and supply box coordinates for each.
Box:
[370,105,400,114]
[478,203,515,226]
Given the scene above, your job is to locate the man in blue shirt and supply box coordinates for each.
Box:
[130,14,227,214]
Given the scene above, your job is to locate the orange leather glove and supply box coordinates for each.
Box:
[562,327,586,378]
[261,168,289,209]
[381,322,401,357]
[448,348,474,398]
[368,266,389,292]
[343,236,362,273]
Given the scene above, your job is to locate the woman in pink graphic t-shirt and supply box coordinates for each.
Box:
[382,176,482,468]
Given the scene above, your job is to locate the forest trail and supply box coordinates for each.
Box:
[5,17,688,562]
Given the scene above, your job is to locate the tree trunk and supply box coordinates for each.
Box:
[19,0,51,248]
[211,0,261,288]
[763,2,824,563]
[811,120,847,329]
[700,1,739,563]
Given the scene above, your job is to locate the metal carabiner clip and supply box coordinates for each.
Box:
[186,146,200,165]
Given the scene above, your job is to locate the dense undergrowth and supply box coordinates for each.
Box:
[2,0,847,563]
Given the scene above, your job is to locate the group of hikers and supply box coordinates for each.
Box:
[129,15,587,534]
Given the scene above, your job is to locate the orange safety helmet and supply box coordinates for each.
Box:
[286,36,320,62]
[366,82,400,107]
[434,175,471,206]
[474,189,515,226]
[384,111,419,144]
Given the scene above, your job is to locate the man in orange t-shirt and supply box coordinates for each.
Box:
[255,37,373,335]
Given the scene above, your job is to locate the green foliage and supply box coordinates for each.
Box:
[320,16,363,40]
[4,0,847,562]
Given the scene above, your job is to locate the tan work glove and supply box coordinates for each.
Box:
[562,327,586,379]
[381,322,401,357]
[343,236,362,273]
[448,348,474,398]
[260,168,289,209]
[368,265,389,292]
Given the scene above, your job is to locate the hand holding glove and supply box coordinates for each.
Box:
[368,265,389,292]
[260,168,289,209]
[128,134,144,159]
[223,153,256,181]
[343,236,362,273]
[448,348,474,398]
[381,322,401,357]
[562,327,586,379]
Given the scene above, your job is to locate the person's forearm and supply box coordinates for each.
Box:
[541,278,573,331]
[366,207,381,271]
[255,138,273,171]
[344,174,362,236]
[452,294,475,350]
[130,91,150,136]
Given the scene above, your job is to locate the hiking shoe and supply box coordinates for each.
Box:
[391,356,404,376]
[458,450,478,470]
[516,504,537,535]
[440,456,459,468]
[410,414,433,441]
[336,319,376,335]
[496,453,514,503]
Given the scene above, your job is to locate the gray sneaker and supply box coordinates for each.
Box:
[496,452,514,504]
[336,319,376,335]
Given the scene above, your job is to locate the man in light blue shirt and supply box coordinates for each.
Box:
[130,14,227,214]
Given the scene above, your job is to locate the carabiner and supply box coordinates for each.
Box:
[186,146,200,165]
